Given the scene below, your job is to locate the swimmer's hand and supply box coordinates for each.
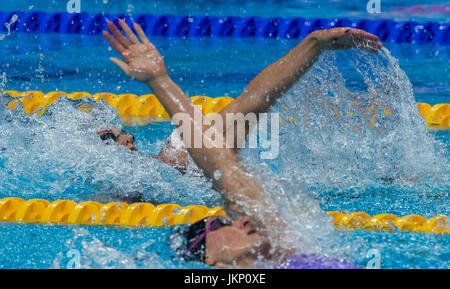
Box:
[103,20,168,83]
[310,28,383,53]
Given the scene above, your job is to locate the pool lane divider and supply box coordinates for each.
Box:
[0,197,447,233]
[2,90,449,128]
[0,197,226,227]
[0,11,448,44]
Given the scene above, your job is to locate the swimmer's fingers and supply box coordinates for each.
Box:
[103,30,126,56]
[353,39,383,53]
[107,21,131,48]
[320,28,382,52]
[364,41,382,53]
[348,45,380,53]
[133,23,150,44]
[110,57,130,75]
[330,44,374,52]
[329,39,380,53]
[119,20,140,44]
[348,29,380,42]
[349,29,383,50]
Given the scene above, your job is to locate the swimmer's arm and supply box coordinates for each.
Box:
[212,150,287,235]
[221,28,383,116]
[103,19,208,168]
[149,72,286,234]
[220,33,321,116]
[103,20,219,166]
[104,20,285,233]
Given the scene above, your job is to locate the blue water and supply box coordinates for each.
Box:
[1,33,449,104]
[0,1,448,269]
[0,223,448,269]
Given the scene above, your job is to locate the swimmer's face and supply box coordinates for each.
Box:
[204,216,271,268]
[117,134,138,151]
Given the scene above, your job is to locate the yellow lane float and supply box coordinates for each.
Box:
[0,197,448,233]
[0,197,225,227]
[1,91,448,128]
[327,211,449,234]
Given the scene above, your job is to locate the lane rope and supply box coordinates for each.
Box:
[2,90,449,128]
[326,211,449,234]
[0,11,448,44]
[0,197,225,227]
[0,197,447,233]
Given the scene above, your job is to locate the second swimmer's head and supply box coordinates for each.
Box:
[97,126,138,151]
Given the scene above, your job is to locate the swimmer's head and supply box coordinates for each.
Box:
[97,126,138,151]
[182,216,271,268]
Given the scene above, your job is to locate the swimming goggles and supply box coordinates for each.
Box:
[115,132,136,143]
[183,216,232,257]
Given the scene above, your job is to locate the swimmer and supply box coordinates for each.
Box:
[96,126,138,151]
[100,21,382,172]
[181,215,358,268]
[102,20,382,267]
[96,125,187,172]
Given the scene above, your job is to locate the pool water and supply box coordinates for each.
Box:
[0,0,448,269]
[1,33,449,103]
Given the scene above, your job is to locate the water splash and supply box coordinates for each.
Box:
[0,14,18,41]
[51,227,137,269]
[239,48,448,261]
[0,47,447,268]
[0,95,221,206]
[35,54,45,83]
[273,48,447,188]
[0,72,6,91]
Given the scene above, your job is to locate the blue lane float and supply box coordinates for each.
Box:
[0,11,448,44]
